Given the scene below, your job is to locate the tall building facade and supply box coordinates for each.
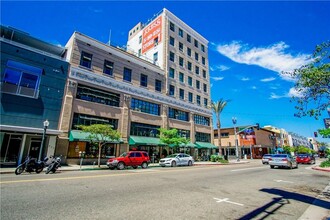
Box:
[0,25,69,166]
[127,8,213,145]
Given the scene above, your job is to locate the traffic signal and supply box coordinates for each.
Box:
[256,123,260,130]
[314,132,318,137]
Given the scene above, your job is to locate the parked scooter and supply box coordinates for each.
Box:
[15,156,49,175]
[45,155,62,174]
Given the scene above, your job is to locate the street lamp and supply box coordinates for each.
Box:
[38,119,49,161]
[232,117,239,162]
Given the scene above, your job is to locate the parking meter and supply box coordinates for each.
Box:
[79,151,85,170]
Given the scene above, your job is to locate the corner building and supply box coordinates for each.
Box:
[58,8,215,164]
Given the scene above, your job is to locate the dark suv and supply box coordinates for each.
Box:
[106,151,150,170]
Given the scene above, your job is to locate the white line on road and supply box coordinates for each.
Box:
[213,198,244,206]
[231,167,267,172]
[274,179,294,184]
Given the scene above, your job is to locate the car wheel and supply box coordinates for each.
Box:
[289,163,293,169]
[117,162,125,170]
[270,165,274,169]
[171,161,176,167]
[188,160,192,166]
[109,167,115,170]
[141,162,148,169]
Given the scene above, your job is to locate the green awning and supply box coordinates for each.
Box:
[195,142,218,149]
[169,142,196,148]
[129,136,165,146]
[69,130,123,143]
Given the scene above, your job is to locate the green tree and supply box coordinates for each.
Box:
[295,146,312,154]
[211,99,229,156]
[283,146,294,154]
[78,124,121,167]
[159,128,189,150]
[318,128,330,138]
[287,41,330,119]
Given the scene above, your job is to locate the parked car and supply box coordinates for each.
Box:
[261,154,273,164]
[106,151,150,170]
[159,153,194,167]
[296,154,316,164]
[268,154,298,169]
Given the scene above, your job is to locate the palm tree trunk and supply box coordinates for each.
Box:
[217,119,222,156]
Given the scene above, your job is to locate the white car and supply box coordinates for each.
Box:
[159,153,194,167]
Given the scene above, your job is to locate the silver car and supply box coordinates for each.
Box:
[159,153,194,167]
[261,154,273,164]
[269,154,298,169]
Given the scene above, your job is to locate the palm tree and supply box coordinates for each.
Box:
[211,99,229,156]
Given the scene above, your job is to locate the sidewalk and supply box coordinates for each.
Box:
[0,159,249,174]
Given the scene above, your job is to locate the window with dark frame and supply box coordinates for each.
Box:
[187,34,191,43]
[179,42,183,52]
[170,52,175,62]
[155,79,162,92]
[123,67,132,82]
[179,72,184,83]
[169,85,175,96]
[179,28,183,37]
[188,92,193,102]
[80,51,93,68]
[179,88,184,100]
[194,39,199,48]
[170,37,175,46]
[196,95,201,105]
[140,74,148,87]
[169,67,175,78]
[188,76,192,86]
[168,108,189,121]
[131,98,160,116]
[103,60,114,76]
[170,22,175,32]
[179,57,184,67]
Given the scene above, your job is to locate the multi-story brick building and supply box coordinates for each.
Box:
[0,25,69,166]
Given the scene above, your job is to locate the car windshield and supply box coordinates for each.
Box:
[166,154,179,158]
[272,154,287,158]
[119,152,128,157]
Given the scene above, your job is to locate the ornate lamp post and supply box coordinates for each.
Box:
[38,119,49,161]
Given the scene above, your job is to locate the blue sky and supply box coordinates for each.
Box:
[2,1,329,143]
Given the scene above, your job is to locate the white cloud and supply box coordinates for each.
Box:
[269,87,303,99]
[210,65,230,72]
[251,86,257,90]
[241,77,250,81]
[216,41,310,81]
[260,77,276,82]
[211,76,224,81]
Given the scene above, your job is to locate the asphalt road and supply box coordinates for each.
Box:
[1,161,329,220]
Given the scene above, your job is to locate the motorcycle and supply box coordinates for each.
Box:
[45,155,62,174]
[15,156,49,175]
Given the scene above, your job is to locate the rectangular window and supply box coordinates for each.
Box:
[155,79,162,92]
[103,60,114,76]
[194,39,199,48]
[168,108,189,121]
[195,132,211,142]
[201,44,205,52]
[203,69,207,78]
[195,52,199,61]
[170,37,175,46]
[131,98,160,116]
[123,67,132,82]
[203,83,207,92]
[179,28,183,37]
[196,95,201,105]
[204,98,208,107]
[170,52,175,62]
[169,67,175,78]
[80,51,93,68]
[153,52,158,63]
[179,42,183,52]
[154,37,159,46]
[187,61,192,71]
[140,74,148,87]
[188,76,192,86]
[202,57,206,65]
[179,72,184,83]
[187,34,191,43]
[139,36,142,44]
[170,22,175,32]
[188,92,193,103]
[187,48,191,56]
[72,113,118,130]
[76,85,120,107]
[138,49,141,57]
[195,66,200,75]
[196,80,200,89]
[179,88,184,100]
[1,60,42,98]
[130,122,160,137]
[169,85,175,96]
[194,115,210,126]
[179,57,184,67]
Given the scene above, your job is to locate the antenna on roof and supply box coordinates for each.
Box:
[107,29,111,46]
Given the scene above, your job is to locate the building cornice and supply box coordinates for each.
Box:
[70,66,212,116]
[0,125,62,135]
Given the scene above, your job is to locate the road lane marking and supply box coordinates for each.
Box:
[214,197,244,206]
[274,179,294,184]
[231,167,267,172]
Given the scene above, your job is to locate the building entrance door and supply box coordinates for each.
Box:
[28,138,42,159]
[0,133,22,164]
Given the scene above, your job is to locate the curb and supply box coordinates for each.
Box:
[311,166,330,172]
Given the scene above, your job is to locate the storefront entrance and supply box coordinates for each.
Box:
[0,133,22,165]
